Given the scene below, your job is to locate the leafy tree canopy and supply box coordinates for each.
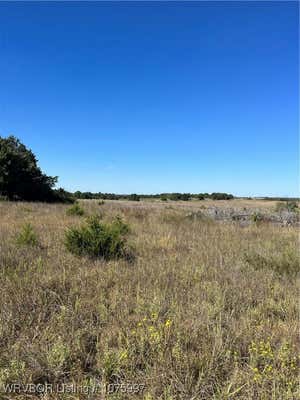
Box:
[0,136,70,202]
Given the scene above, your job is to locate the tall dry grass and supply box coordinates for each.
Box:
[0,200,298,399]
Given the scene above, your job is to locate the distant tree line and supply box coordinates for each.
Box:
[0,135,235,203]
[73,191,234,201]
[73,192,142,201]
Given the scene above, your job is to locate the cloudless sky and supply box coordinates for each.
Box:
[0,1,298,196]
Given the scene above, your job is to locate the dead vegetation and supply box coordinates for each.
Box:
[0,200,299,399]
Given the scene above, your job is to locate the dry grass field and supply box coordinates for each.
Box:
[0,199,299,399]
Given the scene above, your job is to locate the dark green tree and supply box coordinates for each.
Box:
[128,193,140,201]
[0,136,58,201]
[210,192,234,200]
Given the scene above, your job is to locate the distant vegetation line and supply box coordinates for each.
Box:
[0,135,236,203]
[0,135,298,203]
[48,191,300,203]
[72,192,234,201]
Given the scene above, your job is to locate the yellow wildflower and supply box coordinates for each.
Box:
[165,319,172,328]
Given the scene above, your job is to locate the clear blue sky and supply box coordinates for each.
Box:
[0,1,298,196]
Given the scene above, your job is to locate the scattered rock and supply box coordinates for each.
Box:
[192,206,299,227]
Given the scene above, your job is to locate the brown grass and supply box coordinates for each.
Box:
[104,197,284,210]
[0,200,299,399]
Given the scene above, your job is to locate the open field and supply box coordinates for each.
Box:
[91,197,299,213]
[86,198,300,227]
[129,198,282,210]
[0,200,299,399]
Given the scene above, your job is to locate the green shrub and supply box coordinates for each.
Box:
[65,215,131,259]
[98,200,105,205]
[66,202,85,216]
[112,215,130,235]
[16,223,39,247]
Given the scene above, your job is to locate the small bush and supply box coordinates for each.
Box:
[66,202,85,216]
[98,200,105,205]
[65,215,131,259]
[16,223,39,247]
[112,215,130,235]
